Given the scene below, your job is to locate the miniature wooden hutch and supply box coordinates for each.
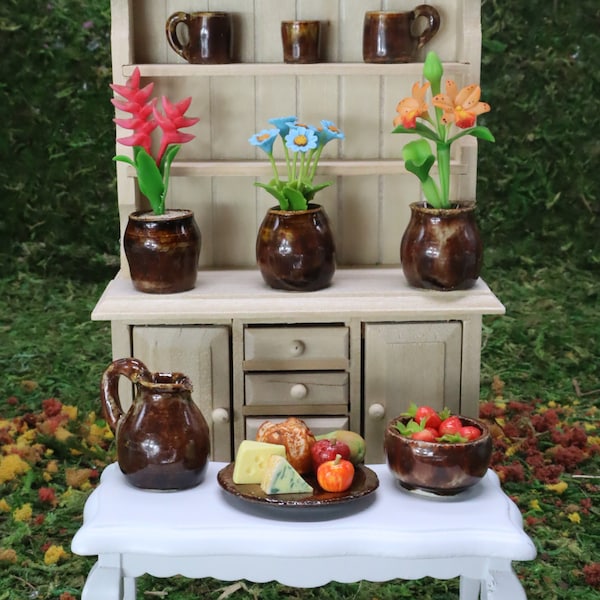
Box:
[93,0,504,463]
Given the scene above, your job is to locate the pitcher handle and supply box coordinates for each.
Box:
[166,12,190,60]
[412,5,441,50]
[100,358,152,433]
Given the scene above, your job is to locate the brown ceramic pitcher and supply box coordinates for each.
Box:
[100,358,210,491]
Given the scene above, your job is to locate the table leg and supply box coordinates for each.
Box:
[459,576,482,600]
[483,568,528,600]
[124,577,137,600]
[81,558,124,600]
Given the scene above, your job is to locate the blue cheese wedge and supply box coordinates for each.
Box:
[232,440,287,484]
[260,454,313,495]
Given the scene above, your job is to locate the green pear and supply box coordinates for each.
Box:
[315,430,366,465]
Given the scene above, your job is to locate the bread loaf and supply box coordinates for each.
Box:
[256,417,316,474]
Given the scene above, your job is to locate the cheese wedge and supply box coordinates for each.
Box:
[232,440,287,484]
[260,454,313,495]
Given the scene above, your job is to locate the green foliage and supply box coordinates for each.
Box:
[0,0,117,281]
[479,0,600,269]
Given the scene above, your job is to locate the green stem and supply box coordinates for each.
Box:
[308,145,324,182]
[436,142,451,207]
[422,176,442,208]
[268,154,280,184]
[283,145,293,181]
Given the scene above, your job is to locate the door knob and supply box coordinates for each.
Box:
[211,408,230,423]
[368,403,385,420]
[290,383,308,399]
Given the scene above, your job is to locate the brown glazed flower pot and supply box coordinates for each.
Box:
[124,209,201,294]
[400,201,482,291]
[256,204,336,291]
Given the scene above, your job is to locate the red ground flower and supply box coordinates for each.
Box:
[583,563,600,589]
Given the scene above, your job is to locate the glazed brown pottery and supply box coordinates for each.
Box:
[384,415,492,496]
[400,201,483,291]
[100,358,210,491]
[363,6,441,63]
[256,204,336,291]
[124,209,201,294]
[166,11,232,64]
[281,20,322,64]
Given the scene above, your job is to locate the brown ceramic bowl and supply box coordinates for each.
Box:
[384,415,493,496]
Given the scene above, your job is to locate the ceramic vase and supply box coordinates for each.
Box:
[400,201,482,291]
[124,209,201,294]
[256,204,336,292]
[100,357,211,491]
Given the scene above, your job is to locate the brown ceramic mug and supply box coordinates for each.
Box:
[166,11,232,64]
[281,20,322,64]
[363,5,441,63]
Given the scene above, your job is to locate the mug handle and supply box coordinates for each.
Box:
[166,12,190,60]
[412,5,441,50]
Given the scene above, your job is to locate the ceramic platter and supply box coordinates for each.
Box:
[217,463,379,508]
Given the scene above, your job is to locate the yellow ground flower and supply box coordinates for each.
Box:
[16,429,37,446]
[0,548,18,564]
[62,404,78,420]
[0,499,10,512]
[529,499,542,512]
[87,423,114,446]
[54,426,73,442]
[13,503,33,522]
[568,512,581,524]
[0,453,31,484]
[43,544,68,565]
[545,481,568,494]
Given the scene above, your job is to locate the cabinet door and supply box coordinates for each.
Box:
[132,326,231,461]
[363,322,462,463]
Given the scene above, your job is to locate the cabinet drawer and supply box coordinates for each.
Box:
[244,327,349,370]
[245,372,348,408]
[245,416,349,441]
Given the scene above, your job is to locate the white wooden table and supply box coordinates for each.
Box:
[71,462,536,599]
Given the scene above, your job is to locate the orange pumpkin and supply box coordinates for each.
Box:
[316,454,355,492]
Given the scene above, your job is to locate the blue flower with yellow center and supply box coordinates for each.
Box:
[285,126,318,153]
[249,129,279,155]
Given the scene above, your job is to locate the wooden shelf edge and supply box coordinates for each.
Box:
[123,62,470,78]
[126,160,468,178]
[91,268,506,323]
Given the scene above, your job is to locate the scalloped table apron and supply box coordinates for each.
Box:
[71,463,536,599]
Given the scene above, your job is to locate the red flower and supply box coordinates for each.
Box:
[38,487,57,506]
[583,563,600,589]
[153,96,200,165]
[42,398,62,418]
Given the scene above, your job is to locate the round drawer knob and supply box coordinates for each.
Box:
[290,384,308,399]
[211,408,230,423]
[289,340,305,356]
[368,403,385,420]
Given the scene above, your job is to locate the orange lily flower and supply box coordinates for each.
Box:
[393,82,430,129]
[432,80,490,129]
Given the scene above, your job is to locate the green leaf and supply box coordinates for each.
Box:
[113,155,136,168]
[448,126,495,145]
[393,122,441,143]
[402,140,436,183]
[402,403,418,418]
[283,186,308,210]
[436,433,468,443]
[134,148,165,214]
[255,182,289,209]
[394,417,426,436]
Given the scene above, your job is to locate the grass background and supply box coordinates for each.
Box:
[0,0,599,598]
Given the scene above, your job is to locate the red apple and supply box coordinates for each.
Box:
[311,439,351,471]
